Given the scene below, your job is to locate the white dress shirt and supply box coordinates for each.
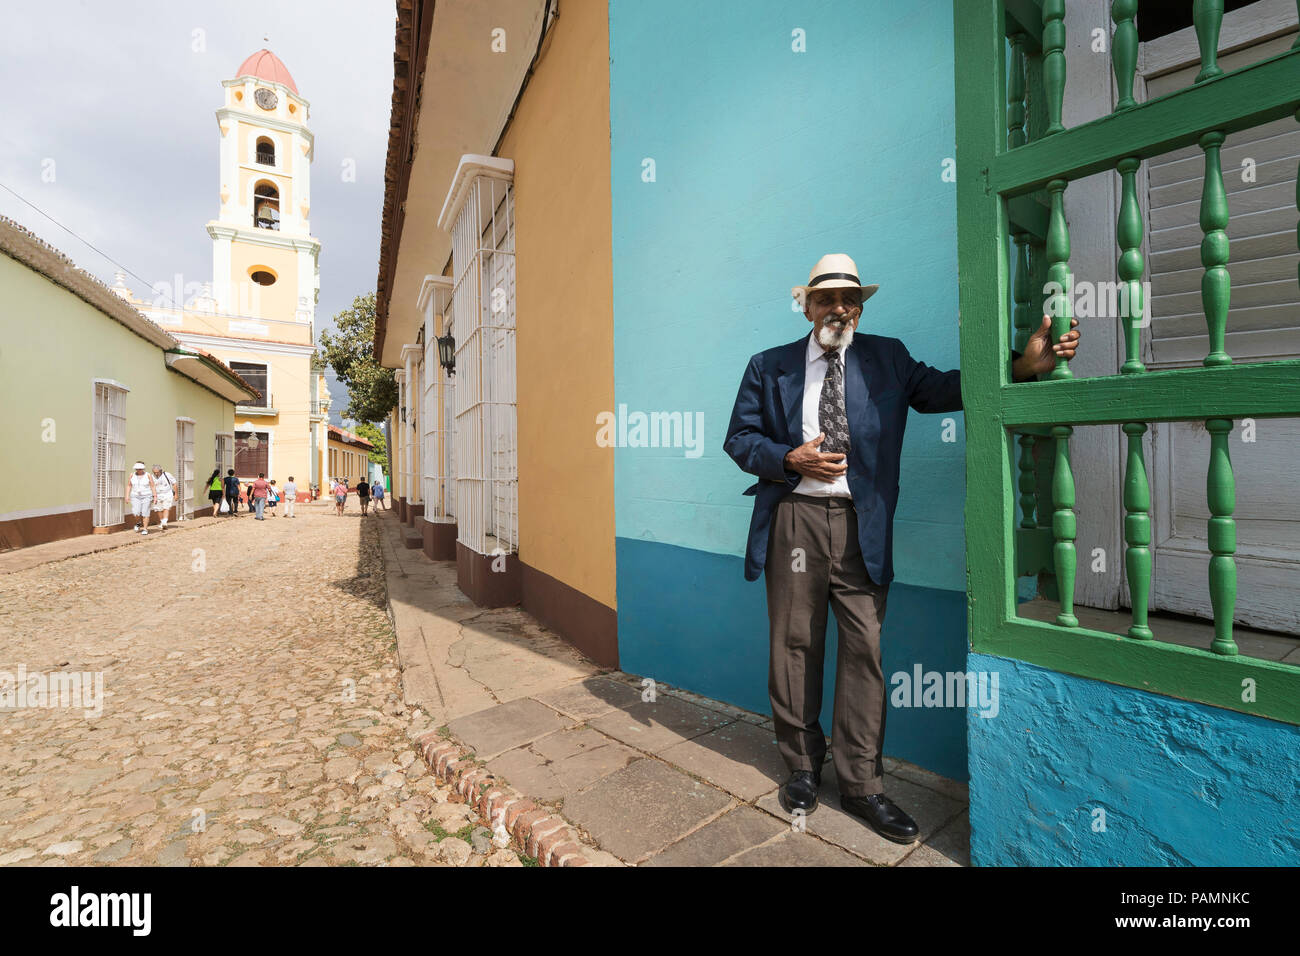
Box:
[794,331,852,498]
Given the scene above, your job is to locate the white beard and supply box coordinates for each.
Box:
[817,319,855,350]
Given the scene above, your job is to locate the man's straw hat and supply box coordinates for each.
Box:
[792,253,880,306]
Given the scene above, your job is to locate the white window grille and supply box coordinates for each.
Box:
[400,353,422,503]
[393,368,404,493]
[441,324,456,519]
[410,358,422,501]
[215,432,234,473]
[420,278,456,520]
[175,419,195,519]
[422,337,437,510]
[441,157,516,556]
[92,382,127,527]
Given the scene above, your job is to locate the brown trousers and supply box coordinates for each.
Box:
[764,493,890,797]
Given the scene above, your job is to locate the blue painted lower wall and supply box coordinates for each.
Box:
[616,536,970,781]
[967,652,1300,866]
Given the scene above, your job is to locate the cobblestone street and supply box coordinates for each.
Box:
[0,504,520,867]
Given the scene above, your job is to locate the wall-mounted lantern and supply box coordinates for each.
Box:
[437,333,456,375]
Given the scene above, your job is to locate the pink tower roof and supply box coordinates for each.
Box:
[234,49,298,94]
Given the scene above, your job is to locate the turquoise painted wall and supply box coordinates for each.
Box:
[609,0,971,777]
[618,538,972,779]
[967,653,1300,865]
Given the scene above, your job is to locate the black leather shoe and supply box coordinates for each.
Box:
[778,769,821,814]
[840,793,919,844]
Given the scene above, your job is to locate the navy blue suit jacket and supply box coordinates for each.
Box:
[723,333,964,586]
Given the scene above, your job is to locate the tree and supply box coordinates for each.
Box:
[318,292,397,423]
[352,422,389,473]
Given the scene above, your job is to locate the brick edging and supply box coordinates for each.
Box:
[413,731,602,867]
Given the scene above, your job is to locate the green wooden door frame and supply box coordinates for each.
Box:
[954,0,1300,725]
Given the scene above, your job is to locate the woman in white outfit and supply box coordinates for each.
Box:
[151,464,178,529]
[126,461,156,534]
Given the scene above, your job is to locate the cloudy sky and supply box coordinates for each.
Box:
[0,0,396,421]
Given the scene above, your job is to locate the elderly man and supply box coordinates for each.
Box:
[723,253,1079,843]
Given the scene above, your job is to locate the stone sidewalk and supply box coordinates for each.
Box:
[0,512,229,575]
[379,512,971,867]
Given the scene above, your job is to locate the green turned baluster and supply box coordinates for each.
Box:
[1045,179,1074,379]
[1194,0,1225,83]
[1030,237,1047,321]
[1018,433,1038,529]
[1042,0,1067,135]
[1199,131,1232,367]
[1008,38,1031,357]
[1112,0,1139,110]
[1206,418,1238,655]
[1013,225,1036,528]
[1009,33,1028,149]
[1013,225,1033,355]
[1122,422,1153,639]
[1008,37,1036,532]
[1052,425,1078,627]
[1117,157,1146,373]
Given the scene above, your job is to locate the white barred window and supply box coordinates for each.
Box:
[438,156,516,556]
[419,277,456,519]
[215,432,234,473]
[92,381,128,527]
[442,319,455,519]
[175,419,195,518]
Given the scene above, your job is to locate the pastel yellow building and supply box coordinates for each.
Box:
[114,49,328,497]
[326,426,375,488]
[374,1,617,666]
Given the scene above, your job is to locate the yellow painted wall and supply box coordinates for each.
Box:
[327,437,370,484]
[130,302,312,345]
[496,0,615,608]
[203,348,314,483]
[228,242,299,320]
[0,253,235,519]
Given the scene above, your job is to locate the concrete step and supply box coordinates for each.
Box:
[402,529,423,550]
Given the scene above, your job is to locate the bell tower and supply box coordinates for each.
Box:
[207,49,320,328]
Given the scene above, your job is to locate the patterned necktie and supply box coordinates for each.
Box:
[818,349,850,457]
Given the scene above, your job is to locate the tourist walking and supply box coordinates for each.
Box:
[223,469,241,515]
[372,478,386,511]
[207,469,224,514]
[333,477,348,516]
[357,477,371,516]
[250,472,271,520]
[126,461,156,534]
[267,480,280,516]
[151,464,178,529]
[281,476,298,518]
